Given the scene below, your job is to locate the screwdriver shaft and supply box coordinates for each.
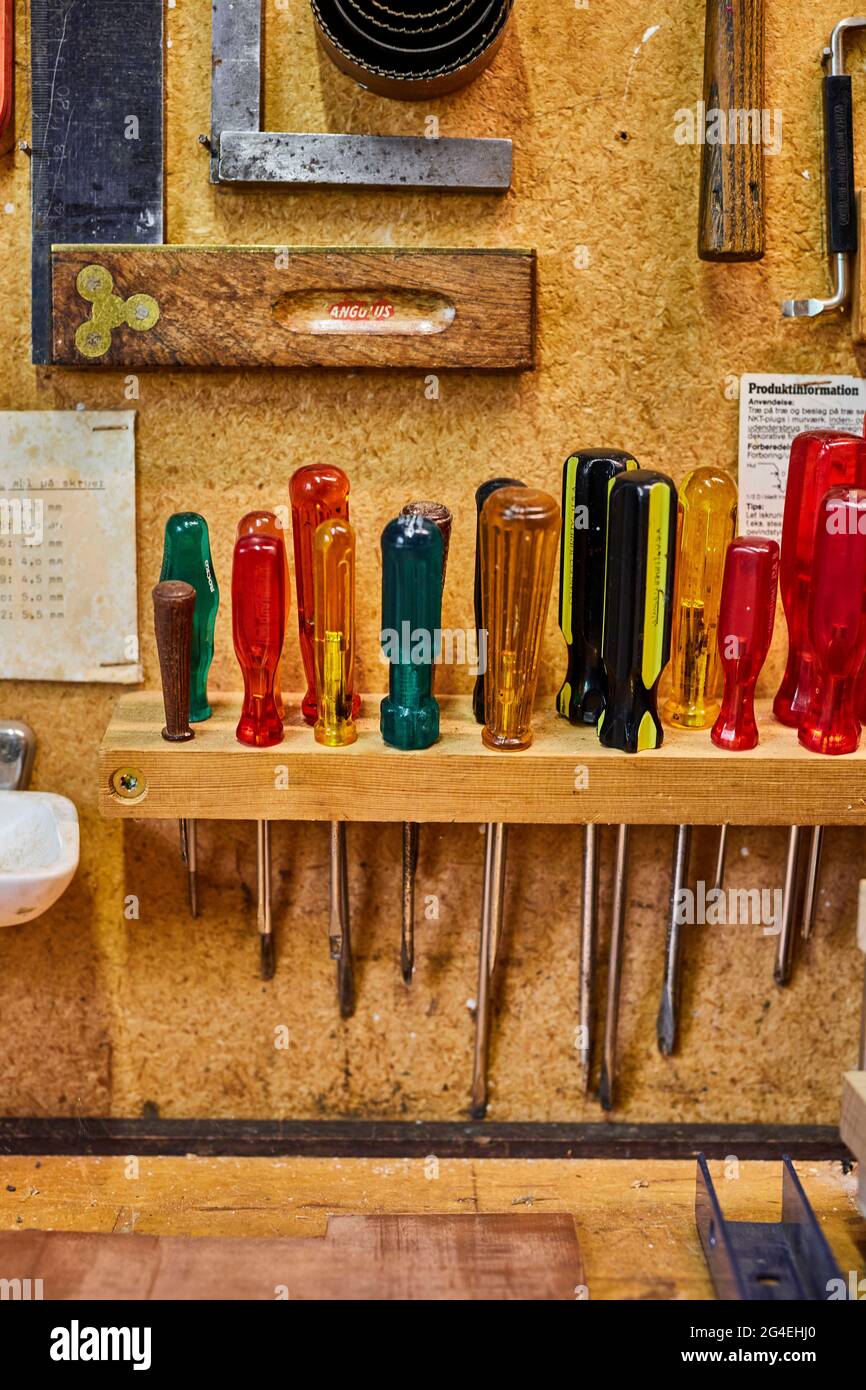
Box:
[186,818,198,920]
[257,819,274,980]
[800,826,824,941]
[599,823,630,1112]
[337,821,355,1019]
[578,824,599,1093]
[657,824,692,1057]
[401,821,419,985]
[713,824,728,896]
[775,826,803,985]
[471,823,508,1120]
[328,821,344,959]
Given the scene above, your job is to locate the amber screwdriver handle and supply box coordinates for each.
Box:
[153,580,196,743]
[698,0,765,261]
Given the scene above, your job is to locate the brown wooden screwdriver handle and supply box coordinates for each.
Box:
[152,581,196,743]
[698,0,765,262]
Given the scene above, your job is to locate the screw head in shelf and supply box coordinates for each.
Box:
[110,767,148,802]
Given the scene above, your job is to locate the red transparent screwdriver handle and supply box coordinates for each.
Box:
[232,532,287,748]
[774,430,866,726]
[799,488,866,756]
[237,510,290,718]
[711,537,779,751]
[289,465,360,725]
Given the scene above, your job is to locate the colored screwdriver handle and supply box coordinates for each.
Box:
[599,470,678,753]
[711,537,780,751]
[480,487,560,751]
[152,581,196,742]
[775,430,866,726]
[237,511,291,718]
[289,465,359,725]
[232,533,287,748]
[472,477,525,724]
[313,518,357,748]
[401,501,453,587]
[557,449,639,725]
[664,467,738,729]
[159,513,219,723]
[799,488,866,756]
[380,515,443,750]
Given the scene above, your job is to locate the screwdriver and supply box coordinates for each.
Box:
[159,513,220,919]
[711,537,779,751]
[289,465,360,726]
[773,431,866,981]
[235,512,291,979]
[472,479,526,725]
[152,580,196,742]
[598,471,677,1100]
[659,467,736,1057]
[231,529,287,978]
[393,501,451,984]
[237,510,291,718]
[313,516,358,1018]
[556,449,638,1099]
[471,486,560,1120]
[381,514,444,979]
[799,488,866,755]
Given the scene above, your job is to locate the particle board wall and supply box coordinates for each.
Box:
[0,0,864,1125]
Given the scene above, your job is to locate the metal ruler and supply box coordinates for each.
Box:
[211,0,512,192]
[30,0,164,364]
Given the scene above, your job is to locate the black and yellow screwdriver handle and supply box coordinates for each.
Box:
[599,471,678,754]
[557,450,639,725]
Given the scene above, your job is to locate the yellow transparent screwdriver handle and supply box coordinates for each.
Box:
[664,467,737,729]
[313,518,357,747]
[480,487,561,751]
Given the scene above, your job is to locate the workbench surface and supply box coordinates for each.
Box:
[0,1155,862,1300]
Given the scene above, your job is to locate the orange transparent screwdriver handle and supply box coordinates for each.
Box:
[480,487,560,751]
[237,511,291,718]
[289,465,360,725]
[313,518,357,748]
[664,467,738,729]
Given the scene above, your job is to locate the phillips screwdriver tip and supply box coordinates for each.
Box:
[260,934,275,981]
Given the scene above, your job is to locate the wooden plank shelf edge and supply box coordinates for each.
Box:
[98,692,866,825]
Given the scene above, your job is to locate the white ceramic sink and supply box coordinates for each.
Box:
[0,791,79,928]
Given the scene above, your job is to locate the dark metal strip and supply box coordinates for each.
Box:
[0,1119,848,1160]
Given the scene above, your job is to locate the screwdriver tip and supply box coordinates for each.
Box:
[598,1066,614,1113]
[401,951,414,986]
[338,961,355,1020]
[188,873,199,920]
[470,1099,488,1122]
[656,996,677,1057]
[260,934,275,981]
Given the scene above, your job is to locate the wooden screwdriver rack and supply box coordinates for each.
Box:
[99,691,866,826]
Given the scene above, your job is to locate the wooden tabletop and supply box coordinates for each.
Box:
[0,1155,862,1299]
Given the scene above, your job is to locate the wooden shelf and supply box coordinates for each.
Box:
[97,692,866,825]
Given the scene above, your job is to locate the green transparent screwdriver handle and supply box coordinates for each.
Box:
[160,512,219,723]
[380,514,443,751]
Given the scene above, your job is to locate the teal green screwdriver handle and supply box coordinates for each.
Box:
[160,513,219,723]
[380,514,443,750]
[159,512,220,920]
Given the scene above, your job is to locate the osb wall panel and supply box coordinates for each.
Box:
[0,1,863,1124]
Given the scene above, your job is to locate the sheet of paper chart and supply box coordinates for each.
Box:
[0,410,141,683]
[738,373,866,541]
